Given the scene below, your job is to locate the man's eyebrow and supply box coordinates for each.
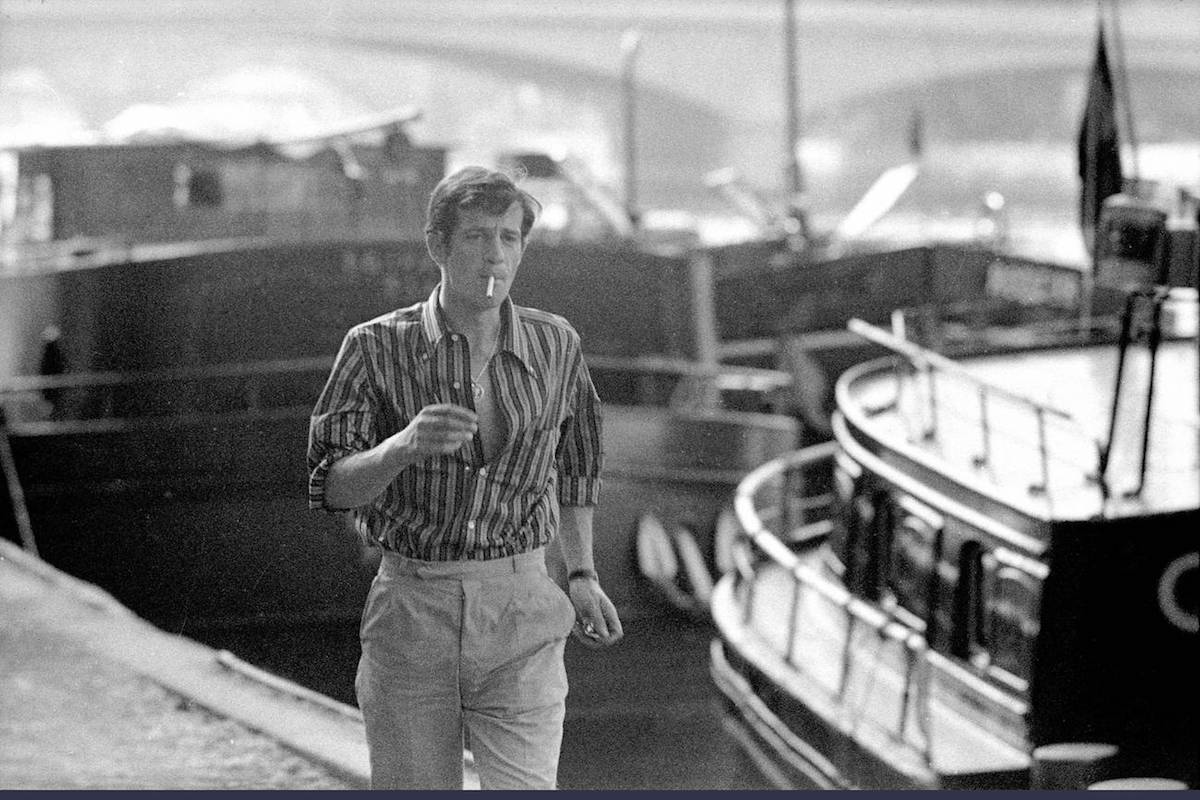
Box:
[462,221,522,236]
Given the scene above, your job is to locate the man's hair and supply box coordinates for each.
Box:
[425,166,541,246]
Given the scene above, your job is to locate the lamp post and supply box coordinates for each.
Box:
[620,28,642,228]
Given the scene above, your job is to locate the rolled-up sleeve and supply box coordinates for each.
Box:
[556,351,603,507]
[307,328,378,511]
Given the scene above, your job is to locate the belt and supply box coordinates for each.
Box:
[379,547,547,580]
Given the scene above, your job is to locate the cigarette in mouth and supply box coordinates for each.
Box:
[486,276,495,298]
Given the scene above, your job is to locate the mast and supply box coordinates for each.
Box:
[620,28,642,228]
[783,0,809,240]
[783,0,802,199]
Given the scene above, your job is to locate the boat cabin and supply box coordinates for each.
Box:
[0,122,445,267]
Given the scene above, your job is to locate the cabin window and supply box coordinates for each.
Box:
[0,151,17,238]
[980,548,1044,686]
[840,487,893,602]
[838,490,869,598]
[10,172,55,242]
[887,495,944,638]
[173,164,223,208]
[950,540,987,662]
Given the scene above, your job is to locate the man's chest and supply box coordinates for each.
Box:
[382,349,569,441]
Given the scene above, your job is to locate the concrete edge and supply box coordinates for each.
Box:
[0,538,371,788]
[1,539,482,789]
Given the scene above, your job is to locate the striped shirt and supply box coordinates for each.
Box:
[307,286,604,561]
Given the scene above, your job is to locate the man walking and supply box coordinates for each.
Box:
[308,166,622,789]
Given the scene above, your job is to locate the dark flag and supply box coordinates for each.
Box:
[1077,24,1123,252]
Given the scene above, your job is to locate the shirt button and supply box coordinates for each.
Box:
[478,467,488,477]
[466,521,476,531]
[452,380,461,389]
[450,334,460,342]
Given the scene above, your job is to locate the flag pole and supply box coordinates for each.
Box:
[1084,6,1100,248]
[1106,0,1139,185]
[1078,10,1123,254]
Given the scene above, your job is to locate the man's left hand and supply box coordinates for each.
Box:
[568,578,623,649]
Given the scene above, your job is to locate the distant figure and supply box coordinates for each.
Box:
[307,166,623,790]
[38,325,66,414]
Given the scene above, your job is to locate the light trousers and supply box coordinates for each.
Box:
[355,547,577,790]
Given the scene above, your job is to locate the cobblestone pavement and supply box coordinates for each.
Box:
[0,541,360,790]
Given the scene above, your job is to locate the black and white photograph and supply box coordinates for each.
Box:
[0,0,1196,791]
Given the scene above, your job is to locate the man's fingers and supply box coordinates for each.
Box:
[411,404,478,452]
[422,403,479,425]
[416,428,475,454]
[574,596,623,648]
[395,406,480,457]
[593,600,623,644]
[420,423,476,441]
[573,619,606,648]
[601,604,624,643]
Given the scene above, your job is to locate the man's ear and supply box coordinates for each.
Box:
[425,231,446,267]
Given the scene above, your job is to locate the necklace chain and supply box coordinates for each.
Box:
[471,358,491,399]
[470,341,498,400]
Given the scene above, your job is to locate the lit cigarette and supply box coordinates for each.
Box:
[486,276,495,298]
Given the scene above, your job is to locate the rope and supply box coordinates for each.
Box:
[0,409,38,556]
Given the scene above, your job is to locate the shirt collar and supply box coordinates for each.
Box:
[418,284,533,369]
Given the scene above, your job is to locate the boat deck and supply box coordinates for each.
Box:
[711,567,1030,789]
[845,338,1198,521]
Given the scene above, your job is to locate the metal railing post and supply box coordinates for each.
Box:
[837,611,856,699]
[848,318,1098,501]
[779,473,793,538]
[922,363,939,441]
[973,385,991,468]
[244,375,262,412]
[1031,407,1050,494]
[785,569,802,665]
[735,540,758,626]
[897,638,920,738]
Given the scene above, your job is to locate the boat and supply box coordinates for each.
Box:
[0,105,1137,635]
[0,82,1111,634]
[2,1,1190,644]
[636,0,1200,614]
[708,184,1199,788]
[0,115,801,634]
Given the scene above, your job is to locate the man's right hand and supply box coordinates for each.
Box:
[324,404,477,509]
[392,403,478,460]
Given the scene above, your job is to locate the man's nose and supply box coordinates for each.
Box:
[483,235,504,261]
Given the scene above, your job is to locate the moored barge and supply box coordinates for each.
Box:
[709,196,1198,788]
[0,114,1175,643]
[0,125,800,632]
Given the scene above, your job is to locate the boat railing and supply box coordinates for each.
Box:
[892,301,1123,354]
[730,440,937,759]
[846,317,1109,502]
[0,356,335,426]
[0,353,793,426]
[0,356,332,394]
[587,354,792,394]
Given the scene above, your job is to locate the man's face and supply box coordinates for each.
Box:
[431,200,525,311]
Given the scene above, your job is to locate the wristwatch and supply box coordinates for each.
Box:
[567,568,599,583]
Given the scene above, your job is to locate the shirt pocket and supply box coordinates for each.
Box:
[501,368,553,442]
